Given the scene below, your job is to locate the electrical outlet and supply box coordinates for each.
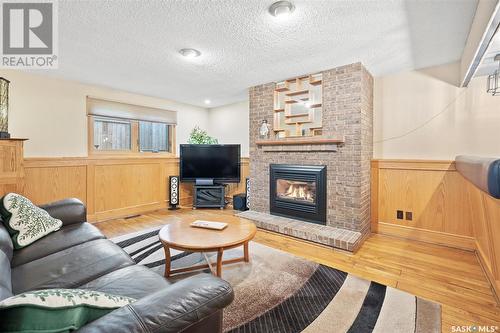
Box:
[405,211,413,221]
[397,210,404,220]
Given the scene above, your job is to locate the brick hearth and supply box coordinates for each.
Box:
[237,210,362,251]
[246,63,373,252]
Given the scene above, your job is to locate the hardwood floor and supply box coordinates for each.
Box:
[94,208,500,332]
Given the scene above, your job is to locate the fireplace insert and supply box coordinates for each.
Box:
[270,164,326,225]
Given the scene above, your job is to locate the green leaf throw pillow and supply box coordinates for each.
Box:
[0,193,63,249]
[0,289,135,333]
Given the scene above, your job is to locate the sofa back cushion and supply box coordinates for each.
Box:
[0,251,12,302]
[0,223,13,261]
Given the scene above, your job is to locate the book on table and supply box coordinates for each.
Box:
[190,220,228,230]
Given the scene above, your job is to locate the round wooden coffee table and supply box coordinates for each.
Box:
[159,219,257,278]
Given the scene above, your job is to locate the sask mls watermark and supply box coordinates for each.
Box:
[1,1,58,68]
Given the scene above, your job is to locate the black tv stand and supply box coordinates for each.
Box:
[193,184,226,209]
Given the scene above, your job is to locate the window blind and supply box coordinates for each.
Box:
[87,97,177,124]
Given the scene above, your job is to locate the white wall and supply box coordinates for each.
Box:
[374,63,500,159]
[7,64,499,161]
[205,62,500,161]
[1,70,209,157]
[207,101,249,157]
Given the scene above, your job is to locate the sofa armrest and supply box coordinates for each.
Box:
[79,273,234,333]
[39,198,87,226]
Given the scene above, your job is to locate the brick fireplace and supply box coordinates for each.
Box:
[239,63,373,252]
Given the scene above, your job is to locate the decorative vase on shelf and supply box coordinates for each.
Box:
[259,120,270,139]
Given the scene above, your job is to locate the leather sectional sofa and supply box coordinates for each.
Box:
[0,198,234,332]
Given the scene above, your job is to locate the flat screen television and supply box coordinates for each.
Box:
[179,144,241,183]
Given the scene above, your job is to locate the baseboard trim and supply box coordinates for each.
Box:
[475,243,500,304]
[377,222,476,251]
[88,201,167,222]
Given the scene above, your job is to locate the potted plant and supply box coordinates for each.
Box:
[188,126,218,144]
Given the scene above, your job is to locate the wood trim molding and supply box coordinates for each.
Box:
[24,156,179,168]
[25,156,249,167]
[371,159,456,171]
[0,138,28,141]
[476,243,500,304]
[370,160,379,232]
[24,158,88,168]
[88,201,168,222]
[256,137,344,146]
[377,222,476,251]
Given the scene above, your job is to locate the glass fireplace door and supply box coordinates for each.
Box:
[275,179,316,205]
[270,164,327,225]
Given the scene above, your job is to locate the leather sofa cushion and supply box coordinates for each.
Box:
[12,239,134,294]
[78,273,234,333]
[0,251,12,301]
[0,223,13,261]
[79,265,171,299]
[39,198,87,226]
[11,222,105,267]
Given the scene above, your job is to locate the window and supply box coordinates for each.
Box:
[87,97,177,156]
[93,118,131,151]
[139,121,170,152]
[89,116,175,155]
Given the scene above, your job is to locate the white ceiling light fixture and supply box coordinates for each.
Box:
[204,99,211,105]
[179,48,201,59]
[268,1,295,18]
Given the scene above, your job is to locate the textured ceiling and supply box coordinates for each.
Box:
[41,0,477,107]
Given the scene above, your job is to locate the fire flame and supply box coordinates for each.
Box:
[283,183,313,202]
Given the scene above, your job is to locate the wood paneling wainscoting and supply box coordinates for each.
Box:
[466,179,500,303]
[0,139,27,196]
[371,160,475,250]
[23,157,249,222]
[371,159,500,301]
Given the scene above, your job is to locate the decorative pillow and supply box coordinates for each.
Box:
[0,289,136,333]
[0,193,63,249]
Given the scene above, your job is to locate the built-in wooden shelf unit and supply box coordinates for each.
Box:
[273,73,323,138]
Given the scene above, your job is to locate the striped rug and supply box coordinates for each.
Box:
[112,227,441,333]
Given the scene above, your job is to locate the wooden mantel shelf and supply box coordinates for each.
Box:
[256,137,344,146]
[0,138,28,141]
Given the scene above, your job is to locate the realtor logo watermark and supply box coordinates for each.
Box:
[1,0,58,68]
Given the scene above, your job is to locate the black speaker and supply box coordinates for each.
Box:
[245,177,250,210]
[169,176,180,210]
[233,193,247,211]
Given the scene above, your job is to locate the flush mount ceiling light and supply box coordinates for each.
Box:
[268,1,295,18]
[179,48,201,58]
[204,99,211,105]
[487,54,500,96]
